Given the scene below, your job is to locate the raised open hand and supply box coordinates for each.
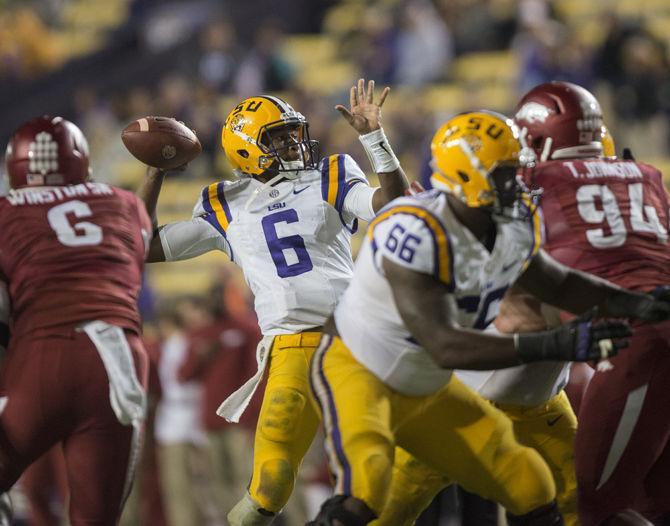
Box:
[335,78,390,135]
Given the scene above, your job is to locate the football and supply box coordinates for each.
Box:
[121,116,202,169]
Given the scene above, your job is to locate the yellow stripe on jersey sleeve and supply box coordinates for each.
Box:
[368,205,453,286]
[326,155,340,208]
[207,182,230,231]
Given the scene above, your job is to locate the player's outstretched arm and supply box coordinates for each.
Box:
[382,257,631,368]
[136,166,169,262]
[136,166,167,227]
[517,249,670,322]
[336,78,409,211]
[136,166,231,264]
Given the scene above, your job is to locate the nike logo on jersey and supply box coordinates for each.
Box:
[547,415,563,426]
[293,186,310,195]
[501,261,517,273]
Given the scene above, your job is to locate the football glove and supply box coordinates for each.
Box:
[516,308,632,363]
[604,289,670,322]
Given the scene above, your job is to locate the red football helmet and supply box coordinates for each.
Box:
[4,115,90,189]
[514,81,603,162]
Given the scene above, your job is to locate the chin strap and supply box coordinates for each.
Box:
[244,155,306,210]
[244,173,286,211]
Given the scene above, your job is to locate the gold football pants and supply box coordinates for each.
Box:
[247,332,321,513]
[310,335,556,518]
[377,391,578,526]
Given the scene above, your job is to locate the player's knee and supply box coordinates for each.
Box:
[254,458,295,512]
[342,436,393,514]
[308,495,375,526]
[259,387,306,444]
[503,448,556,515]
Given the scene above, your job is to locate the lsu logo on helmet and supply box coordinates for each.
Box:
[430,111,526,209]
[221,95,319,177]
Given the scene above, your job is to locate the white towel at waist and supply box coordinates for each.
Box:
[217,335,274,423]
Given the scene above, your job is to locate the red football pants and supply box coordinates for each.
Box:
[0,328,147,526]
[21,444,68,526]
[575,320,670,525]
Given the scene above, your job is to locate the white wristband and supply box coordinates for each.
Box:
[358,128,400,173]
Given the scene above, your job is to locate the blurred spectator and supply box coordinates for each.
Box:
[154,300,222,526]
[612,29,670,121]
[156,74,194,124]
[514,6,593,93]
[178,283,261,517]
[594,15,670,156]
[0,7,63,81]
[72,86,132,185]
[438,0,518,54]
[357,7,397,85]
[394,0,453,86]
[189,86,226,173]
[234,21,294,97]
[595,14,640,86]
[121,327,168,526]
[195,19,240,94]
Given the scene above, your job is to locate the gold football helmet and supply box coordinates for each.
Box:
[221,95,319,178]
[430,111,533,210]
[600,125,616,158]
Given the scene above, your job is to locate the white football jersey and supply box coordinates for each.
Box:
[160,154,376,335]
[455,324,570,406]
[334,190,544,396]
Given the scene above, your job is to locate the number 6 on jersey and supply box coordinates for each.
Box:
[47,200,103,247]
[262,209,313,278]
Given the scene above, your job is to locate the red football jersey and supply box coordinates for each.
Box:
[0,182,151,337]
[526,158,670,291]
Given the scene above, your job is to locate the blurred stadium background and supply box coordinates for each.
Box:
[1,0,670,524]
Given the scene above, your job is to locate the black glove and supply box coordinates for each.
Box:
[651,285,670,302]
[604,290,670,322]
[516,308,631,363]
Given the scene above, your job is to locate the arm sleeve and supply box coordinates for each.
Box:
[158,184,234,262]
[321,154,376,229]
[343,183,376,222]
[341,154,375,222]
[159,218,231,261]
